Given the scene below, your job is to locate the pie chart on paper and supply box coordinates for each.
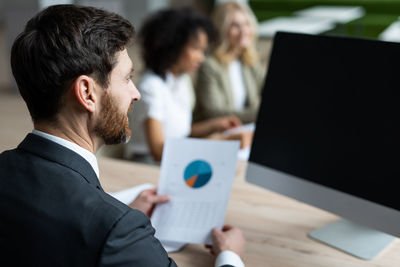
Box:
[183,160,212,189]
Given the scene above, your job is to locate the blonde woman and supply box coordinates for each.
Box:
[194,1,265,124]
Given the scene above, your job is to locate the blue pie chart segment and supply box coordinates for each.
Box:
[184,160,212,189]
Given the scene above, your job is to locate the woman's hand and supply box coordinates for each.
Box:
[210,115,242,132]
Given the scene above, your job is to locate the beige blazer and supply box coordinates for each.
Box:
[194,56,265,123]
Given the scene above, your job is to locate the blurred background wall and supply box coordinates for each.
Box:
[2,0,399,94]
[0,0,214,93]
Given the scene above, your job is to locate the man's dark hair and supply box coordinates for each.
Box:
[139,7,215,79]
[11,5,135,123]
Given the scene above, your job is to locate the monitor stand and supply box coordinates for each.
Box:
[308,219,396,260]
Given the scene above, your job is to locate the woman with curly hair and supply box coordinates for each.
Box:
[126,7,250,163]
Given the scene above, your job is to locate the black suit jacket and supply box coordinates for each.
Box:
[0,134,177,266]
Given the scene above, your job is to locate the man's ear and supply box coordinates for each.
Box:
[72,75,98,113]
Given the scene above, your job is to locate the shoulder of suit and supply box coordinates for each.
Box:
[0,146,136,232]
[97,190,130,210]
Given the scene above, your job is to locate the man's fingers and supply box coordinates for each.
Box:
[144,189,156,197]
[222,225,233,231]
[140,189,170,203]
[150,194,170,204]
[212,227,222,236]
[139,189,157,197]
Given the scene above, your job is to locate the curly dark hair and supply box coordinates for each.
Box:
[11,5,135,123]
[139,7,215,79]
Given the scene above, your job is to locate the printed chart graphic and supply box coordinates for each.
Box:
[184,160,213,188]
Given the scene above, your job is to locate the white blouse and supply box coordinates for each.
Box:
[126,71,194,157]
[228,60,247,111]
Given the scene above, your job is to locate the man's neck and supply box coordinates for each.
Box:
[34,117,102,154]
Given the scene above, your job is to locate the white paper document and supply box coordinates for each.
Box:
[151,138,240,245]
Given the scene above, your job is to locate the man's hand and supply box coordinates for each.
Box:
[129,189,170,217]
[206,225,245,256]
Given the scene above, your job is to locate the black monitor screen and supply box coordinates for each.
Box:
[250,32,400,211]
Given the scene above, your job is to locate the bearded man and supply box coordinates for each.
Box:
[0,4,244,267]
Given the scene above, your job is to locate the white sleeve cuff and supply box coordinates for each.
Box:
[215,250,244,267]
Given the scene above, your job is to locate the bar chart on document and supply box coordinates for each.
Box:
[151,138,239,245]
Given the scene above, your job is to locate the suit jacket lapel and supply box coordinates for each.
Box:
[17,133,102,189]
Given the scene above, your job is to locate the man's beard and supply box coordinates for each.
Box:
[93,91,131,145]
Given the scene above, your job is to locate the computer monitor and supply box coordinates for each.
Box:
[246,32,400,260]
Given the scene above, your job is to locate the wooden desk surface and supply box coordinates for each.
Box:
[98,157,399,267]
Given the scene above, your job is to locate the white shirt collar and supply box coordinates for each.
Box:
[32,130,99,178]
